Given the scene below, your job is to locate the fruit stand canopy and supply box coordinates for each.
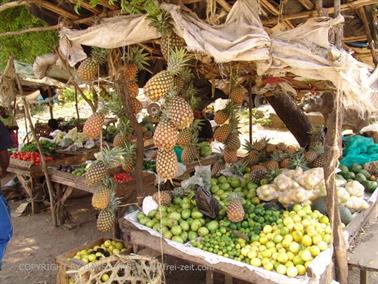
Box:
[4,0,377,112]
[56,0,378,114]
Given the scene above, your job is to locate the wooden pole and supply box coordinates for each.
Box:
[316,0,324,16]
[74,86,80,126]
[15,71,57,226]
[322,1,348,283]
[357,7,378,66]
[114,76,144,200]
[48,87,54,120]
[248,84,253,144]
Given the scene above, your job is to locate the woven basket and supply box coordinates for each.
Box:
[74,254,163,284]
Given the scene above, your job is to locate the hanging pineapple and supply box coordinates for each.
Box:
[176,127,192,146]
[156,149,178,182]
[145,4,185,61]
[130,97,143,114]
[144,48,189,101]
[214,124,231,143]
[83,111,105,139]
[77,48,108,82]
[223,147,238,164]
[92,186,112,210]
[225,132,241,151]
[153,118,178,150]
[181,143,199,165]
[85,146,125,186]
[97,198,119,232]
[121,46,150,97]
[230,86,247,106]
[166,96,194,130]
[122,143,136,172]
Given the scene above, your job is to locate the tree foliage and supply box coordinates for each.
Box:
[0,3,58,70]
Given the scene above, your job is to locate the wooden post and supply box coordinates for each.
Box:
[323,1,348,283]
[114,77,144,199]
[74,86,80,126]
[357,7,378,66]
[248,84,253,144]
[15,72,57,226]
[48,87,54,120]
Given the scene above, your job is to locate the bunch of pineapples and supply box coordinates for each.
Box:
[119,46,149,115]
[77,48,108,82]
[177,120,202,165]
[214,105,241,164]
[86,146,126,232]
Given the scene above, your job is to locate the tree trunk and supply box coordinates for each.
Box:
[266,91,312,147]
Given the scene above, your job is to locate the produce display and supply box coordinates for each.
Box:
[53,127,88,148]
[10,152,53,166]
[137,182,332,278]
[257,167,370,212]
[72,164,88,176]
[338,164,377,193]
[113,172,133,183]
[70,239,126,264]
[21,140,57,156]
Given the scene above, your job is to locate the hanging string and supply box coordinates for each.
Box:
[278,0,288,26]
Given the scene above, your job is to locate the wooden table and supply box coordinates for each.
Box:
[49,168,156,232]
[348,203,378,284]
[120,219,329,284]
[7,151,96,214]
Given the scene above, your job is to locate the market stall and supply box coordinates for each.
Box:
[1,0,378,283]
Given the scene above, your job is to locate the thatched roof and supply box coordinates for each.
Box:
[24,0,377,66]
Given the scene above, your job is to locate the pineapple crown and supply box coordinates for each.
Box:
[266,169,282,181]
[145,3,173,35]
[178,67,194,83]
[102,176,116,191]
[289,152,309,170]
[90,47,108,65]
[232,161,248,177]
[99,145,126,168]
[227,192,243,203]
[167,47,190,76]
[309,143,324,155]
[106,196,122,212]
[126,46,150,71]
[271,151,288,161]
[118,117,132,138]
[124,143,137,160]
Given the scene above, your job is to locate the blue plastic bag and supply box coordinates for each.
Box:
[340,135,378,166]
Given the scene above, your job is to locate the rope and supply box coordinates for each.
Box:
[156,181,166,283]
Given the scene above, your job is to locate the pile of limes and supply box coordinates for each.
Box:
[211,175,261,210]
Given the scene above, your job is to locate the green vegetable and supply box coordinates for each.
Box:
[351,164,363,173]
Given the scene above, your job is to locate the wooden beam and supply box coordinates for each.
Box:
[344,34,367,42]
[297,0,314,10]
[38,1,80,20]
[260,0,295,29]
[357,7,378,65]
[263,0,377,25]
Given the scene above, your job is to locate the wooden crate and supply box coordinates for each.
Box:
[55,238,130,284]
